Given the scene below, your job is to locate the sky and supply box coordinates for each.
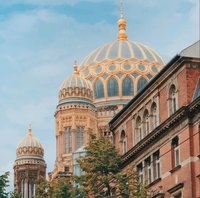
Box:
[0,0,199,191]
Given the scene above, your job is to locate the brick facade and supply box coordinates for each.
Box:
[110,41,200,198]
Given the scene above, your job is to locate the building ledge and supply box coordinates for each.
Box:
[148,178,161,187]
[169,165,181,173]
[151,192,165,198]
[167,183,184,194]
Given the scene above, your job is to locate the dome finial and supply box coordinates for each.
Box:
[120,0,124,18]
[118,0,128,41]
[28,124,32,136]
[73,60,79,75]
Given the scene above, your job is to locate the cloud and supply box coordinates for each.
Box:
[0,0,199,192]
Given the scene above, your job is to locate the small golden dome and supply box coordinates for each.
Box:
[16,125,44,159]
[59,63,93,103]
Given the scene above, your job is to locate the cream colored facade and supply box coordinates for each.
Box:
[49,14,165,180]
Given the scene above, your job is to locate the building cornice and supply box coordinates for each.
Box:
[120,96,200,168]
[109,56,200,131]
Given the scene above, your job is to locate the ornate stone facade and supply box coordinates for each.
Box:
[50,13,165,180]
[14,127,46,198]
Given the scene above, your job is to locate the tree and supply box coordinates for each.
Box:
[10,190,21,198]
[75,134,150,198]
[51,177,71,198]
[35,177,50,198]
[35,177,72,198]
[0,171,9,198]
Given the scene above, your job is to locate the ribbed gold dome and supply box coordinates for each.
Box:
[16,126,44,159]
[77,16,164,107]
[59,63,93,104]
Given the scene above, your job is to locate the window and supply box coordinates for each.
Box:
[136,117,142,143]
[173,192,182,198]
[151,103,158,129]
[153,151,161,180]
[66,127,72,153]
[143,110,150,136]
[122,76,134,96]
[145,157,152,184]
[172,136,180,167]
[76,127,84,150]
[21,179,25,198]
[137,77,148,93]
[94,79,104,99]
[169,85,177,115]
[120,130,127,154]
[137,163,144,183]
[107,77,119,97]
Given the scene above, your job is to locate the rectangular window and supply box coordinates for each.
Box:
[172,137,180,167]
[145,157,152,184]
[76,127,84,150]
[137,163,143,183]
[153,151,160,180]
[66,127,72,153]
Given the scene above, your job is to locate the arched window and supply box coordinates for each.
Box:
[169,85,177,115]
[76,127,84,150]
[143,110,150,136]
[65,127,72,153]
[107,77,119,97]
[137,77,148,92]
[136,117,142,143]
[122,76,134,96]
[151,103,158,129]
[120,130,127,154]
[94,79,104,99]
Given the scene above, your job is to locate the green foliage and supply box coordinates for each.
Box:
[75,134,122,197]
[35,177,50,198]
[35,177,72,198]
[0,171,10,198]
[75,134,150,198]
[10,190,21,198]
[51,178,71,198]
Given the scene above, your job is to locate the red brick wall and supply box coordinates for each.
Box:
[159,85,168,123]
[126,119,133,150]
[177,68,188,107]
[186,67,200,103]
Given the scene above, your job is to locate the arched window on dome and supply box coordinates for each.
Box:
[76,127,84,150]
[94,79,104,99]
[137,77,148,93]
[65,127,72,153]
[122,76,134,96]
[107,77,119,97]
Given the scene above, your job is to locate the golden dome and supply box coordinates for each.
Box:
[78,17,164,107]
[16,126,44,159]
[59,62,93,104]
